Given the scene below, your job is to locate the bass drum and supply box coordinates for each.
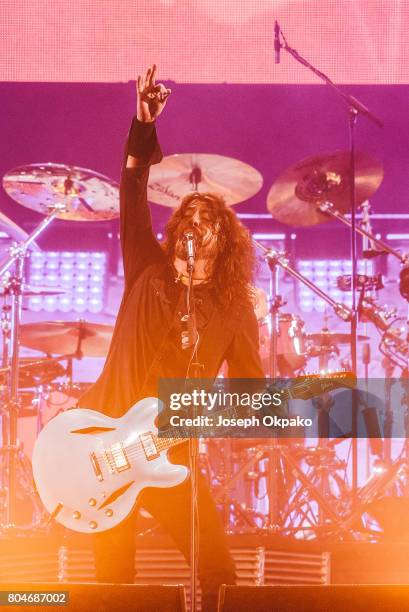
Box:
[39,382,93,426]
[17,383,92,461]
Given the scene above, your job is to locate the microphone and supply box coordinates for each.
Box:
[274,20,281,64]
[183,230,196,272]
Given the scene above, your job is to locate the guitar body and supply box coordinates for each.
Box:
[32,398,188,533]
[32,372,356,534]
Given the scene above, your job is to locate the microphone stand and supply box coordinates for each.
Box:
[183,252,202,612]
[275,23,383,499]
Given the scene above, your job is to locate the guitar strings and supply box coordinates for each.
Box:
[93,375,352,464]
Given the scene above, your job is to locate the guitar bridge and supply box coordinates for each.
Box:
[90,451,104,481]
[140,432,159,461]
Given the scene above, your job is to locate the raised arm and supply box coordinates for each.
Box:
[120,65,171,288]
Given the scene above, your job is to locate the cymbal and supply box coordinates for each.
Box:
[306,331,369,345]
[148,153,263,207]
[3,163,119,221]
[19,320,114,357]
[267,150,383,226]
[0,357,66,388]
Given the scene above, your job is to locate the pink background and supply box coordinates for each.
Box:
[1,0,408,83]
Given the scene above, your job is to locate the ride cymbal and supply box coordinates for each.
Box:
[267,150,383,226]
[148,153,263,207]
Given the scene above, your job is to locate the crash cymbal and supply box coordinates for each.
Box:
[267,150,383,226]
[19,320,114,357]
[3,163,119,221]
[148,153,263,207]
[306,331,369,345]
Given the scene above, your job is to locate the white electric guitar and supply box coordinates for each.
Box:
[32,372,356,533]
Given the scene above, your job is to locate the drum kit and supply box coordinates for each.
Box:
[0,163,117,531]
[0,140,406,537]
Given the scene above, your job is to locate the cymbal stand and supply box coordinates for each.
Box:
[318,202,407,265]
[253,241,351,531]
[253,240,352,323]
[0,206,64,532]
[264,249,284,530]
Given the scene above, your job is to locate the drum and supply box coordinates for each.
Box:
[16,382,92,460]
[259,313,307,376]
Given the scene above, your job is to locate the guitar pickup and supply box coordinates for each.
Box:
[103,442,131,473]
[140,432,159,461]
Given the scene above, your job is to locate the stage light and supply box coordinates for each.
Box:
[372,460,387,475]
[297,258,373,313]
[27,251,107,313]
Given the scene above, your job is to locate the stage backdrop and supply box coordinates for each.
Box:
[0,0,408,84]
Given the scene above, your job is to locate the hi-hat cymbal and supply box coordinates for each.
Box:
[3,163,119,221]
[148,153,263,207]
[267,150,383,226]
[306,331,369,346]
[0,357,66,389]
[19,321,114,357]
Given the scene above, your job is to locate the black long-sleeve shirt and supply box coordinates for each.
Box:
[80,117,264,417]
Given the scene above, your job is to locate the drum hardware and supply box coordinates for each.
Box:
[336,273,384,292]
[251,239,352,531]
[146,153,263,208]
[211,445,267,532]
[0,161,119,533]
[359,297,408,369]
[317,202,406,263]
[235,443,353,537]
[0,202,68,532]
[0,211,41,252]
[253,241,352,323]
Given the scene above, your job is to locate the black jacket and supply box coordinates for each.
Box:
[80,117,264,417]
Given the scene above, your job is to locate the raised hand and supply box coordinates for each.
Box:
[136,65,171,123]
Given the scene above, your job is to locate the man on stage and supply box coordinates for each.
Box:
[80,64,265,612]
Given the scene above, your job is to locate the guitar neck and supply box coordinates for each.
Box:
[154,403,243,453]
[153,372,355,453]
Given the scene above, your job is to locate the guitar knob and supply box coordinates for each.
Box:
[105,509,113,517]
[88,498,97,507]
[89,521,98,529]
[72,511,81,520]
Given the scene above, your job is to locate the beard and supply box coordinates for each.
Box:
[173,226,220,262]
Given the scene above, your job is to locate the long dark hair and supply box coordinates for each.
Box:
[163,192,256,307]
